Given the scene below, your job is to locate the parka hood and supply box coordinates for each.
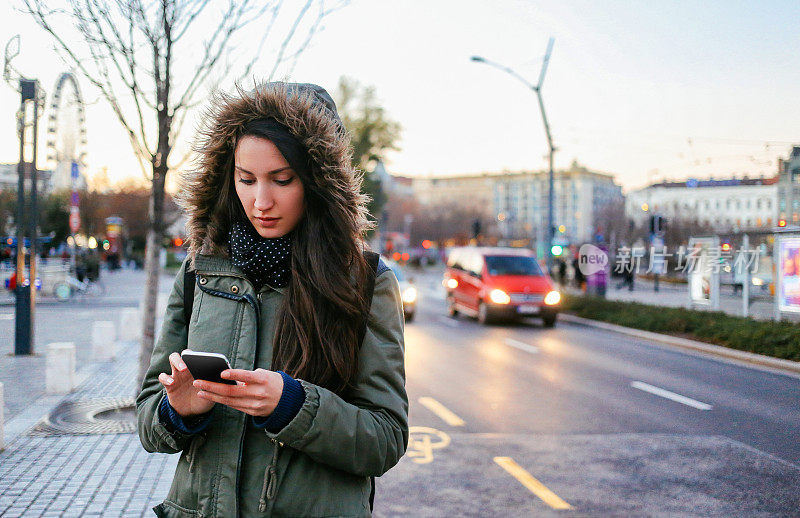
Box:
[178,82,370,265]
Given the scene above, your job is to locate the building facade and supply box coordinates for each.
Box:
[777,146,800,224]
[410,162,623,244]
[625,176,779,230]
[0,163,53,194]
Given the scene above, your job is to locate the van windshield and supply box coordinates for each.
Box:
[485,256,543,276]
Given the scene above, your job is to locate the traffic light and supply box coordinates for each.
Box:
[649,214,666,234]
[779,219,787,227]
[551,244,564,256]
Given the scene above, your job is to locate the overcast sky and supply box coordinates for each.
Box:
[1,0,799,192]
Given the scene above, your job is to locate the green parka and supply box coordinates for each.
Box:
[135,83,408,517]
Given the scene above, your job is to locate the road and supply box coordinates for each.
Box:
[376,267,800,517]
[2,266,799,516]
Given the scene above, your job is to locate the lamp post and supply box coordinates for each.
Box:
[472,38,556,270]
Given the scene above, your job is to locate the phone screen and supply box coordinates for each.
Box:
[181,352,237,385]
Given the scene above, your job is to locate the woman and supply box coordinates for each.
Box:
[136,82,408,517]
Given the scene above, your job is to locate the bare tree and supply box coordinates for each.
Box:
[22,0,344,388]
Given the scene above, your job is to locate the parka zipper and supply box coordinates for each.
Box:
[196,280,260,518]
[259,436,283,512]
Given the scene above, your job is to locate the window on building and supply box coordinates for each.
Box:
[757,199,762,209]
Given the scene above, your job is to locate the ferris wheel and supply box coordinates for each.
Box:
[46,72,88,191]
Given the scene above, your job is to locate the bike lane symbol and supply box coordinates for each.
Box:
[407,426,451,464]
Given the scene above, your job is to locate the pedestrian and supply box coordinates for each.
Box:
[136,82,409,518]
[558,259,567,287]
[572,256,585,291]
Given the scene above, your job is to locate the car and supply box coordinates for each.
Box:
[443,246,560,327]
[381,256,417,322]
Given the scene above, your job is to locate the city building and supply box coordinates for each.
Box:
[409,161,623,244]
[0,163,52,193]
[777,146,800,224]
[625,176,779,230]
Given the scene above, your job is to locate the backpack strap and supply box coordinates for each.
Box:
[184,262,196,328]
[359,251,380,346]
[358,250,380,512]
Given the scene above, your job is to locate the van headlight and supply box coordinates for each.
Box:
[489,289,511,304]
[402,286,417,304]
[544,291,561,305]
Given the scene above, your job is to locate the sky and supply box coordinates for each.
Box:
[1,0,799,193]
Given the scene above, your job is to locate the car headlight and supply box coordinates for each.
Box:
[752,278,764,286]
[402,286,417,304]
[544,291,561,305]
[489,289,510,304]
[444,278,458,289]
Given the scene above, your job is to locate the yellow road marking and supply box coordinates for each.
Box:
[407,426,451,464]
[418,397,465,427]
[494,457,573,510]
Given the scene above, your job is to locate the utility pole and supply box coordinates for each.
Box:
[471,38,557,270]
[14,78,41,355]
[5,36,42,355]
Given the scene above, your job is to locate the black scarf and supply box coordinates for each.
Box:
[229,221,292,289]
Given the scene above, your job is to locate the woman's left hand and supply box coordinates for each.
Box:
[192,369,284,417]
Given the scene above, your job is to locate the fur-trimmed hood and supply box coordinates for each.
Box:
[178,82,370,264]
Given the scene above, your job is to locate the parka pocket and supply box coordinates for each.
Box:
[152,500,203,517]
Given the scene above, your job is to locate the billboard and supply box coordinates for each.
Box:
[688,237,719,307]
[777,236,800,313]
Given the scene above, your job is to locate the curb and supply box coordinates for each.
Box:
[560,313,800,377]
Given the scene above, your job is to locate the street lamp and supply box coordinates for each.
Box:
[471,38,556,270]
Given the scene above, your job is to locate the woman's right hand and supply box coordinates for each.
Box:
[158,352,215,417]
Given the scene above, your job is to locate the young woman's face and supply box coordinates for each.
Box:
[234,136,306,239]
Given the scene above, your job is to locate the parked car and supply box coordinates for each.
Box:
[382,256,417,322]
[443,247,560,326]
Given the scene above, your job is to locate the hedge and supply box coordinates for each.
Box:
[563,294,800,362]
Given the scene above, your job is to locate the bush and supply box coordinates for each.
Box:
[563,294,800,362]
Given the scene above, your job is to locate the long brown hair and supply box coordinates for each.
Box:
[180,83,374,394]
[237,120,371,394]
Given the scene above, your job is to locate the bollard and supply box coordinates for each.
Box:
[46,342,76,394]
[0,381,4,451]
[92,321,117,361]
[119,308,141,341]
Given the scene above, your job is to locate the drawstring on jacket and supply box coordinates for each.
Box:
[259,437,282,512]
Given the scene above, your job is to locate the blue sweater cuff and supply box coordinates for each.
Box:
[252,371,306,432]
[159,394,213,435]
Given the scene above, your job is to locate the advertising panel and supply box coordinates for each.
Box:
[777,237,800,313]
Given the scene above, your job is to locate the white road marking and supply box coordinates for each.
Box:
[437,317,460,328]
[630,381,713,410]
[504,338,539,354]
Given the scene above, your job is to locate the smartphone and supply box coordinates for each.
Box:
[180,350,237,385]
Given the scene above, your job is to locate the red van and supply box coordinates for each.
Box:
[443,247,561,326]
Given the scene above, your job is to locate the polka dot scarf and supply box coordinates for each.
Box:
[228,221,292,289]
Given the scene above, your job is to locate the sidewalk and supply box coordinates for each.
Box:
[0,269,179,517]
[0,339,178,517]
[571,276,800,323]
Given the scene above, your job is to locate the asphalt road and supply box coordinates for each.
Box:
[376,270,800,517]
[3,266,799,516]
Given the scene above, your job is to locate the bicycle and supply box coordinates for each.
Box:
[53,276,106,300]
